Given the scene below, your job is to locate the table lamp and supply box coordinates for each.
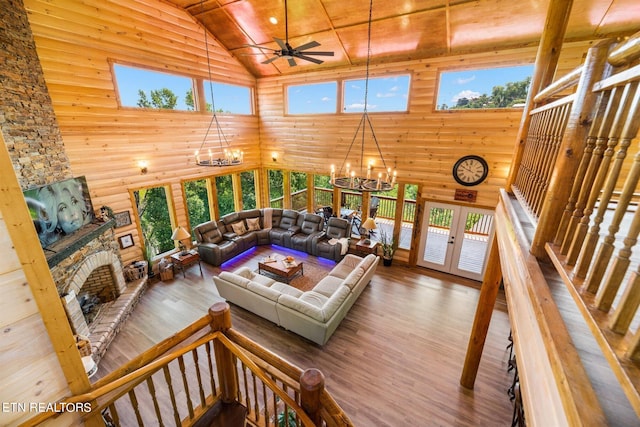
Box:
[362,218,377,245]
[171,226,191,255]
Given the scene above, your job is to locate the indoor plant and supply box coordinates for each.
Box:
[379,229,396,266]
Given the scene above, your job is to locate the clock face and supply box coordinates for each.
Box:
[453,155,488,186]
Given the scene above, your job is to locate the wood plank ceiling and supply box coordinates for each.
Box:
[166,0,640,77]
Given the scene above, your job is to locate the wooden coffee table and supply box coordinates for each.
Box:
[258,253,304,283]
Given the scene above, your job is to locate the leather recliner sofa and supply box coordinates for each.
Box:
[193,208,348,266]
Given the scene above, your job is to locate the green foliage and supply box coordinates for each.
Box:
[440,76,531,110]
[379,229,396,259]
[429,208,453,228]
[136,88,178,109]
[184,180,210,232]
[185,88,213,112]
[241,171,257,209]
[216,175,234,216]
[134,187,173,257]
[277,409,297,427]
[268,169,284,207]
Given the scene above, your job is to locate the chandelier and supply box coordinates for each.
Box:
[330,0,396,192]
[194,0,243,167]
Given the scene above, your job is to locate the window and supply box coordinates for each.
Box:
[133,186,174,258]
[215,175,234,217]
[436,65,533,110]
[343,75,410,113]
[184,179,211,234]
[113,64,194,111]
[287,82,337,114]
[240,171,257,210]
[314,174,333,208]
[268,169,284,208]
[290,172,307,211]
[399,184,418,250]
[204,80,252,114]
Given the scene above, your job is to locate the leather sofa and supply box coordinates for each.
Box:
[193,208,345,266]
[312,217,350,261]
[212,253,379,345]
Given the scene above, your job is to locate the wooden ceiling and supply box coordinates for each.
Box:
[167,0,640,77]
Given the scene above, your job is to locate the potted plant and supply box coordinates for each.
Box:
[379,229,396,266]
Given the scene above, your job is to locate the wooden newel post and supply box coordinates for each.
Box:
[209,302,238,403]
[300,368,325,426]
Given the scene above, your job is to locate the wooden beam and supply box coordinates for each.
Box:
[460,234,502,389]
[506,0,574,191]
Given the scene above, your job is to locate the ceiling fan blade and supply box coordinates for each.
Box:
[295,54,323,64]
[274,37,287,50]
[295,41,320,51]
[301,51,334,56]
[262,56,280,64]
[287,57,297,67]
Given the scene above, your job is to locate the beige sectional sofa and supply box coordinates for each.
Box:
[212,253,379,345]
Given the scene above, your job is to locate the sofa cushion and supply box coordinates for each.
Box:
[313,276,344,297]
[251,272,276,287]
[359,254,378,270]
[279,293,325,322]
[219,271,250,288]
[246,217,261,231]
[320,286,351,320]
[271,282,304,298]
[247,281,281,302]
[203,228,223,244]
[343,267,365,290]
[329,262,354,280]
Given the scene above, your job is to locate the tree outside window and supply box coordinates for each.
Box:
[240,171,257,210]
[216,175,234,216]
[184,179,210,233]
[314,174,333,208]
[290,172,307,211]
[268,170,284,208]
[134,186,174,259]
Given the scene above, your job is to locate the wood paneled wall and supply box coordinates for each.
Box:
[24,0,592,266]
[257,41,592,209]
[24,0,259,264]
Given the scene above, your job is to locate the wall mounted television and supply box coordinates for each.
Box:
[23,176,96,249]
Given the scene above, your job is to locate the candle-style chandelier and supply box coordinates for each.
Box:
[194,0,243,167]
[330,0,396,192]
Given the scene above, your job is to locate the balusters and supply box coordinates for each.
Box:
[205,341,217,399]
[240,362,251,414]
[191,348,206,407]
[556,89,610,250]
[574,81,639,281]
[162,365,181,425]
[178,354,195,419]
[145,376,164,427]
[565,87,624,264]
[107,403,120,426]
[580,82,640,289]
[609,247,640,333]
[127,389,143,426]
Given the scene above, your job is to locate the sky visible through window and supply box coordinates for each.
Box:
[437,64,534,109]
[113,64,251,113]
[343,75,410,113]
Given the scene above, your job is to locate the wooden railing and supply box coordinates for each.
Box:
[25,303,353,427]
[488,32,640,425]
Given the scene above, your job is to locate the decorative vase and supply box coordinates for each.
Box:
[383,257,392,266]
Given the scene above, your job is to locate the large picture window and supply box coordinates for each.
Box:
[287,82,337,114]
[114,64,194,111]
[240,171,257,210]
[184,179,211,233]
[343,75,410,113]
[215,175,234,216]
[436,65,533,110]
[133,186,174,258]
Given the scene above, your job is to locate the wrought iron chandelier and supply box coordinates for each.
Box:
[194,0,243,167]
[330,0,396,192]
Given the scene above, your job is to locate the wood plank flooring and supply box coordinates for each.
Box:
[95,245,513,426]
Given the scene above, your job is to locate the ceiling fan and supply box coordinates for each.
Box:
[245,0,334,67]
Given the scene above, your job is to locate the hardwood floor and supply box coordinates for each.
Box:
[96,245,513,426]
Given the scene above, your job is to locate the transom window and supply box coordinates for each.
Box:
[287,82,337,114]
[436,65,533,110]
[203,80,252,114]
[343,75,410,113]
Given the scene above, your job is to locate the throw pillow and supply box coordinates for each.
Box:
[231,221,247,236]
[246,217,261,231]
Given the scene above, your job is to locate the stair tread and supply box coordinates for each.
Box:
[192,401,247,427]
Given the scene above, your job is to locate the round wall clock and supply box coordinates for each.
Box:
[452,155,488,186]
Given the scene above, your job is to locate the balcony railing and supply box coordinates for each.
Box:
[27,303,353,426]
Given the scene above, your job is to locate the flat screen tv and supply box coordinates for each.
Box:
[23,176,96,249]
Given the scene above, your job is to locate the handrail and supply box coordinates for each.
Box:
[22,304,353,426]
[534,65,583,103]
[609,30,640,66]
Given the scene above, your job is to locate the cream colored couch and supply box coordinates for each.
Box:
[212,253,379,345]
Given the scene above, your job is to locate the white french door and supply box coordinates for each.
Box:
[417,202,495,281]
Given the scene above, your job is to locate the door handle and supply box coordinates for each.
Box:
[448,236,455,244]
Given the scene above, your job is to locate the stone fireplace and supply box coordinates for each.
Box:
[51,220,147,364]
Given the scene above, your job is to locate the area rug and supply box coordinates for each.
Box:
[255,262,328,292]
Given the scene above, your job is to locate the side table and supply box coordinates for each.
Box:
[171,251,203,278]
[353,238,378,256]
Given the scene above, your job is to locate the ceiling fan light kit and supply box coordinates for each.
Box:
[245,0,334,67]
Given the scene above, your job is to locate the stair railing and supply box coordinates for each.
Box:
[22,302,353,427]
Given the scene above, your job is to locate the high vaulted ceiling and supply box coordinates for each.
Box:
[167,0,640,77]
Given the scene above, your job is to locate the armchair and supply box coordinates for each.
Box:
[290,213,324,252]
[312,217,350,261]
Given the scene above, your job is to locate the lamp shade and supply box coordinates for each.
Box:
[171,226,191,241]
[362,218,377,231]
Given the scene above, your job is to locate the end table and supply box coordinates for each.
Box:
[171,251,203,278]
